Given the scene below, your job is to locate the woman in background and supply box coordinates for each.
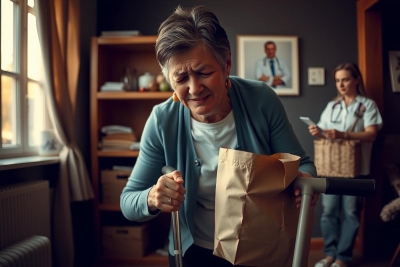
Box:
[309,62,383,267]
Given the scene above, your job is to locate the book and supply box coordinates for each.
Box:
[98,144,131,151]
[101,125,132,134]
[98,139,140,151]
[101,30,142,37]
[100,82,124,92]
[101,139,134,147]
[99,147,130,151]
[102,132,137,142]
[129,142,140,150]
[112,165,134,171]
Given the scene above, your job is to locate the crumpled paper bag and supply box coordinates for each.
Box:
[213,148,312,266]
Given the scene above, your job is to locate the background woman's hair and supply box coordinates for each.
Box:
[155,5,231,82]
[333,62,368,100]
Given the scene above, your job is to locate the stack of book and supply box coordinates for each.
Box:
[100,82,124,92]
[99,125,140,151]
[100,30,142,37]
[112,165,134,171]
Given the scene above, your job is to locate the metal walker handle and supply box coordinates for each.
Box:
[162,166,183,267]
[292,177,375,267]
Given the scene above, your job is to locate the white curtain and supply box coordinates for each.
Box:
[34,0,94,266]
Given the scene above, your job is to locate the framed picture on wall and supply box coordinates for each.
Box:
[389,51,400,93]
[237,35,299,96]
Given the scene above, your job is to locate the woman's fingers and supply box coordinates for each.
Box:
[309,125,321,136]
[295,172,319,209]
[152,171,186,212]
[311,193,319,210]
[323,129,343,139]
[162,171,186,196]
[295,191,320,210]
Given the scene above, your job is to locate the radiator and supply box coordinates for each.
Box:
[0,235,52,267]
[0,180,51,251]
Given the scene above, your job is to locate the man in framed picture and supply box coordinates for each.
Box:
[255,41,291,89]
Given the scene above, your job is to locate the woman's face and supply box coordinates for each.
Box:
[168,44,232,123]
[335,69,359,97]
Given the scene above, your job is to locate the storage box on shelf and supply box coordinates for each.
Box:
[90,35,172,266]
[102,224,149,258]
[101,169,130,205]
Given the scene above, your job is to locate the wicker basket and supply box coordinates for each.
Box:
[314,139,361,178]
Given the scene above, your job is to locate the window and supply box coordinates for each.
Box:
[1,0,48,158]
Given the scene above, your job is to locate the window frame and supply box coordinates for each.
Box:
[0,0,49,158]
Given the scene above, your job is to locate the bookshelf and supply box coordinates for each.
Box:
[90,35,172,266]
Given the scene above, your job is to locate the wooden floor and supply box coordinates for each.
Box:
[308,249,392,267]
[96,249,394,267]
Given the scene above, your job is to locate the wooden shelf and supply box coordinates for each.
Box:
[99,204,121,211]
[91,35,169,266]
[98,91,172,100]
[100,252,168,266]
[97,150,139,157]
[98,35,158,45]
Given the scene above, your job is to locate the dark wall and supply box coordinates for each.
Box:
[382,0,400,134]
[76,0,98,172]
[75,0,98,266]
[379,0,400,258]
[96,0,358,163]
[95,0,359,237]
[0,164,59,188]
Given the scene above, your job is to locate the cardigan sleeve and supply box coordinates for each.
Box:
[262,88,316,176]
[120,106,166,222]
[229,77,317,177]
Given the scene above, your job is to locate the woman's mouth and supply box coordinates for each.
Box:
[190,95,209,103]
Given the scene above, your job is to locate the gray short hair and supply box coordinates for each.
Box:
[155,5,231,83]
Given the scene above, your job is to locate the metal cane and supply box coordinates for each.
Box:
[292,177,376,267]
[162,166,183,267]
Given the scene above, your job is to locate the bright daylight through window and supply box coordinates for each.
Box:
[1,0,47,157]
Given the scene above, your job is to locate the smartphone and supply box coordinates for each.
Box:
[299,116,317,127]
[300,117,326,137]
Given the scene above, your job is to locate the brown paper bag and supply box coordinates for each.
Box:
[213,148,312,267]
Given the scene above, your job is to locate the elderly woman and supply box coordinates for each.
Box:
[121,5,317,267]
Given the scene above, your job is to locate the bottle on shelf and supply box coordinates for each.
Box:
[121,67,138,91]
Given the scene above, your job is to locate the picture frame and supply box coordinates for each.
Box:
[237,35,299,96]
[308,67,325,86]
[389,51,400,93]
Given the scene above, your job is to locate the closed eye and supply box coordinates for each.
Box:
[175,76,188,83]
[199,71,214,77]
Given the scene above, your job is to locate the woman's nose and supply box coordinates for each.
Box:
[188,77,203,95]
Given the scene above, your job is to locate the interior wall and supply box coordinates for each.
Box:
[379,0,400,258]
[382,0,400,134]
[74,0,98,265]
[95,0,359,238]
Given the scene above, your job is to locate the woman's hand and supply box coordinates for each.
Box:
[148,170,186,213]
[294,171,319,210]
[308,125,325,139]
[323,129,344,140]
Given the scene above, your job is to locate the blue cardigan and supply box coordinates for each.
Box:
[120,76,316,256]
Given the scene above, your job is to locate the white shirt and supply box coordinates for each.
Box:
[191,111,237,249]
[317,95,383,175]
[254,57,291,88]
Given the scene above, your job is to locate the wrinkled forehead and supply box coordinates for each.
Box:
[168,45,218,73]
[167,43,218,69]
